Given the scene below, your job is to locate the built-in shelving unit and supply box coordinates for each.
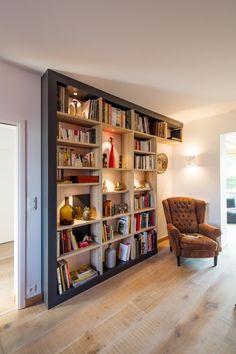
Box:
[42,69,183,308]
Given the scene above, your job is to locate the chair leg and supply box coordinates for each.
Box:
[170,245,173,252]
[214,256,218,267]
[177,256,180,267]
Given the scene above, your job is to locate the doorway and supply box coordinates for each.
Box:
[221,132,236,247]
[0,123,17,313]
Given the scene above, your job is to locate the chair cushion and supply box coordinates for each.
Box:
[168,198,198,233]
[180,233,218,251]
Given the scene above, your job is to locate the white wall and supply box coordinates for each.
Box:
[0,124,16,243]
[0,61,41,299]
[157,143,173,239]
[173,110,236,244]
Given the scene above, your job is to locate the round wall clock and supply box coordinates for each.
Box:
[157,153,168,174]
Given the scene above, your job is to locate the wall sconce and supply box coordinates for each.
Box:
[186,155,197,167]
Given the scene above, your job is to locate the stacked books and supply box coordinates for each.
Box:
[134,193,153,210]
[57,85,68,113]
[57,259,71,294]
[58,125,96,144]
[102,102,131,129]
[134,155,155,169]
[134,139,152,152]
[57,230,78,257]
[134,113,150,134]
[102,223,114,242]
[71,265,99,288]
[134,210,155,231]
[80,99,99,121]
[118,242,131,261]
[134,229,157,257]
[57,149,96,168]
[150,121,168,138]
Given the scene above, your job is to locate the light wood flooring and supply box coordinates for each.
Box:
[0,231,236,354]
[0,242,15,315]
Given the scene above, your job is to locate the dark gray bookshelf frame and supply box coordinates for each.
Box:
[41,69,183,309]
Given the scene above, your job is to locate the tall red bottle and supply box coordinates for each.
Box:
[108,137,115,168]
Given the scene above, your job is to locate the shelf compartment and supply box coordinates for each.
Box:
[134,207,155,214]
[57,242,100,261]
[102,232,132,245]
[57,182,100,187]
[57,218,101,232]
[102,189,129,195]
[102,212,131,221]
[134,150,156,155]
[156,136,181,145]
[102,123,132,135]
[57,139,100,149]
[134,131,155,139]
[57,111,101,127]
[134,225,156,234]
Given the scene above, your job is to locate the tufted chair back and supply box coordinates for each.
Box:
[163,197,206,233]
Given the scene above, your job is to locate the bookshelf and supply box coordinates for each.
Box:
[42,69,183,308]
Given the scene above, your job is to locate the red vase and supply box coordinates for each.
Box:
[108,137,115,168]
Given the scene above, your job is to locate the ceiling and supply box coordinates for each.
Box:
[1,0,236,123]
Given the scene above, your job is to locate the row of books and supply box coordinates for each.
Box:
[57,260,99,294]
[134,229,157,257]
[102,102,131,129]
[57,229,78,257]
[134,113,150,134]
[58,125,96,144]
[134,193,153,210]
[102,216,131,242]
[151,121,168,138]
[134,155,155,169]
[134,211,155,231]
[57,84,99,121]
[57,149,96,167]
[134,139,152,152]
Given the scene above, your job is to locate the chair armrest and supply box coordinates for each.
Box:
[167,223,181,240]
[199,223,221,241]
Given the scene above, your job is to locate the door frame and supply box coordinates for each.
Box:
[0,120,26,309]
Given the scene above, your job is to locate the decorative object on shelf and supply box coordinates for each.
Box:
[108,137,115,168]
[102,180,108,193]
[105,244,116,269]
[74,155,83,168]
[83,234,95,243]
[114,182,123,191]
[104,200,112,216]
[68,97,81,116]
[59,195,75,225]
[78,241,89,248]
[103,153,108,168]
[134,180,151,190]
[157,153,168,174]
[70,175,99,183]
[119,155,123,168]
[74,206,83,220]
[118,203,128,214]
[82,206,91,221]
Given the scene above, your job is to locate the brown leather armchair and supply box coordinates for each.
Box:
[162,197,221,266]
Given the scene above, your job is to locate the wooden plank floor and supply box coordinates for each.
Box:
[0,232,236,354]
[0,242,15,315]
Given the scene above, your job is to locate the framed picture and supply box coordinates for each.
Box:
[157,153,168,174]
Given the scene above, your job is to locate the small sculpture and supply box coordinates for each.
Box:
[82,206,91,220]
[103,153,108,168]
[102,180,108,193]
[119,155,123,168]
[108,137,115,168]
[115,182,123,191]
